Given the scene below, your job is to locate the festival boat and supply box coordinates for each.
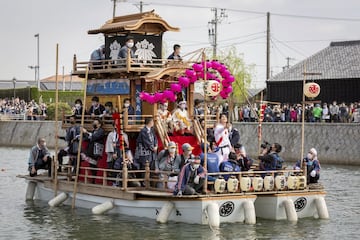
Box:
[18,10,329,227]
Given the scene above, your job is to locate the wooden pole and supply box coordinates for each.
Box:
[54,44,59,196]
[202,52,208,194]
[258,91,264,155]
[72,66,89,209]
[117,95,126,160]
[300,63,306,170]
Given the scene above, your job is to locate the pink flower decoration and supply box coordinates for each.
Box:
[221,70,231,78]
[185,69,196,78]
[202,61,212,69]
[197,71,205,79]
[170,83,182,93]
[154,92,163,102]
[220,90,228,99]
[140,92,151,102]
[179,76,190,87]
[168,92,177,102]
[206,72,216,80]
[211,60,221,70]
[189,76,197,83]
[223,86,233,94]
[192,63,203,72]
[227,75,235,83]
[163,90,175,100]
[148,95,156,104]
[222,81,231,88]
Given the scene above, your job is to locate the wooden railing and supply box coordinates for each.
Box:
[154,116,170,147]
[58,159,308,194]
[73,57,182,75]
[62,112,152,132]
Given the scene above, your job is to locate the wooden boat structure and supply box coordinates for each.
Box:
[18,10,329,227]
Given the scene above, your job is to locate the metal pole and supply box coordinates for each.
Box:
[35,34,40,89]
[112,0,116,18]
[13,78,16,99]
[266,12,270,80]
[54,44,59,197]
[214,8,218,59]
[62,66,65,91]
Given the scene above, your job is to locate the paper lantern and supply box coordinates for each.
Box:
[304,82,320,98]
[205,80,221,97]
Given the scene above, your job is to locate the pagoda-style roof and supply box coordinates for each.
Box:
[88,10,179,35]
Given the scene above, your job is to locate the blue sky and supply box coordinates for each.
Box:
[1,0,360,88]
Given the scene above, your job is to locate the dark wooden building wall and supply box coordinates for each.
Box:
[266,78,360,104]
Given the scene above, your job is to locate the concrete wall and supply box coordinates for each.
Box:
[0,121,67,149]
[233,122,360,165]
[0,121,359,165]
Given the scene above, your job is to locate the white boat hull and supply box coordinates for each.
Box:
[254,191,328,220]
[33,181,257,225]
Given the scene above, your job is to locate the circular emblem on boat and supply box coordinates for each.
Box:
[294,197,307,212]
[219,201,235,217]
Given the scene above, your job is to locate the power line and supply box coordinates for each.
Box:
[149,1,360,22]
[271,36,308,58]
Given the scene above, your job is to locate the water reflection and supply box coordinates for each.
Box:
[1,147,360,240]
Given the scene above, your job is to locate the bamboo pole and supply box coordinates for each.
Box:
[202,52,208,194]
[72,66,89,209]
[258,91,264,155]
[53,44,59,196]
[301,63,306,166]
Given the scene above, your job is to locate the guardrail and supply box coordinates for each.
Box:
[0,113,46,121]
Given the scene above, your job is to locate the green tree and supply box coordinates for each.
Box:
[46,102,73,120]
[216,47,254,104]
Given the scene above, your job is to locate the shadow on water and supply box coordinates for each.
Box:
[1,148,360,240]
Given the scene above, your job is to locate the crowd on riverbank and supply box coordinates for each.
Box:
[0,97,47,120]
[1,97,359,123]
[212,101,360,123]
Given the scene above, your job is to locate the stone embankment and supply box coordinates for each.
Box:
[0,121,359,165]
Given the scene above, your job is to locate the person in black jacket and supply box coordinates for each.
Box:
[81,118,105,183]
[134,117,158,171]
[227,122,240,148]
[88,96,105,117]
[57,115,80,172]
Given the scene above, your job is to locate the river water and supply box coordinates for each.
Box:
[1,147,359,240]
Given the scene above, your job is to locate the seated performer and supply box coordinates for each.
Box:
[157,102,173,133]
[172,100,192,135]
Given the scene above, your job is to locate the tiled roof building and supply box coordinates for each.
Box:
[266,40,360,103]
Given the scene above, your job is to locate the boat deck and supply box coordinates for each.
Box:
[18,174,326,201]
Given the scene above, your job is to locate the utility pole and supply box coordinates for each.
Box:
[111,0,127,18]
[208,8,227,59]
[134,1,148,13]
[34,33,40,89]
[266,12,270,81]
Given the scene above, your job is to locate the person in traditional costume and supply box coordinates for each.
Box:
[157,102,173,133]
[213,113,232,165]
[172,100,192,135]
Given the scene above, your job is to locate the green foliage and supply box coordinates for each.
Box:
[47,102,73,120]
[216,46,254,103]
[39,90,83,104]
